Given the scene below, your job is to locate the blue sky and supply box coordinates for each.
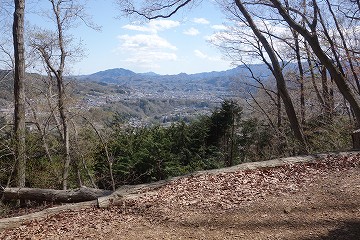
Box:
[27,0,233,75]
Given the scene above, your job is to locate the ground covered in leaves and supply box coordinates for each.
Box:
[1,153,360,239]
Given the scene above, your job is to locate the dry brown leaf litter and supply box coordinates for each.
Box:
[1,153,360,239]
[128,154,359,211]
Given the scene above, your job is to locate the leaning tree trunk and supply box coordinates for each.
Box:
[270,0,360,128]
[235,0,308,153]
[12,0,26,190]
[325,0,360,94]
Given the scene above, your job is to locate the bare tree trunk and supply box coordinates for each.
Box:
[29,0,97,189]
[325,0,360,94]
[330,77,335,114]
[270,0,360,127]
[321,66,333,121]
[277,90,282,128]
[2,187,111,203]
[293,31,306,124]
[56,72,71,190]
[51,0,71,190]
[45,72,63,138]
[12,0,26,191]
[287,0,305,125]
[70,120,83,187]
[305,43,324,107]
[235,0,308,153]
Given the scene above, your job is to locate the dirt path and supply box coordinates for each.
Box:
[1,153,360,239]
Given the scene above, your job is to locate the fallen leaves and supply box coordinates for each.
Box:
[0,153,359,239]
[128,154,360,213]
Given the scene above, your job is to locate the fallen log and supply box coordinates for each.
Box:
[2,187,112,203]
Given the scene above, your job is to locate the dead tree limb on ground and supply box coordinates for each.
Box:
[1,187,112,203]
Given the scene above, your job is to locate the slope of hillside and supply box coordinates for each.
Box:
[1,152,359,239]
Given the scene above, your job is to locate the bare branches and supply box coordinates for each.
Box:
[118,0,196,19]
[0,43,14,69]
[233,0,308,152]
[28,0,97,190]
[268,0,360,127]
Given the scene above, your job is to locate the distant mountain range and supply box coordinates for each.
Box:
[76,64,273,95]
[0,63,297,125]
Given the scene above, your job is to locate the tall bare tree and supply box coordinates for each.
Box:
[233,0,307,152]
[324,0,360,93]
[29,0,98,190]
[267,0,360,127]
[12,0,26,190]
[31,25,71,189]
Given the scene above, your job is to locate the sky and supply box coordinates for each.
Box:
[25,0,234,75]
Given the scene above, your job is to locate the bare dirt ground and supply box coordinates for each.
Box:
[1,153,360,239]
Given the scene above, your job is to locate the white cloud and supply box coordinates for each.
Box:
[193,18,210,24]
[118,19,180,71]
[118,34,177,50]
[122,24,153,33]
[149,20,180,31]
[194,50,208,59]
[211,24,228,30]
[122,19,180,34]
[116,34,178,70]
[194,50,219,61]
[183,27,200,36]
[124,51,177,65]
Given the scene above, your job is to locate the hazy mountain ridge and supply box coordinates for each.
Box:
[77,64,271,91]
[71,65,272,125]
[0,64,270,111]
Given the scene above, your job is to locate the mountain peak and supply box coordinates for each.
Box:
[90,68,136,78]
[78,64,272,85]
[139,72,159,76]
